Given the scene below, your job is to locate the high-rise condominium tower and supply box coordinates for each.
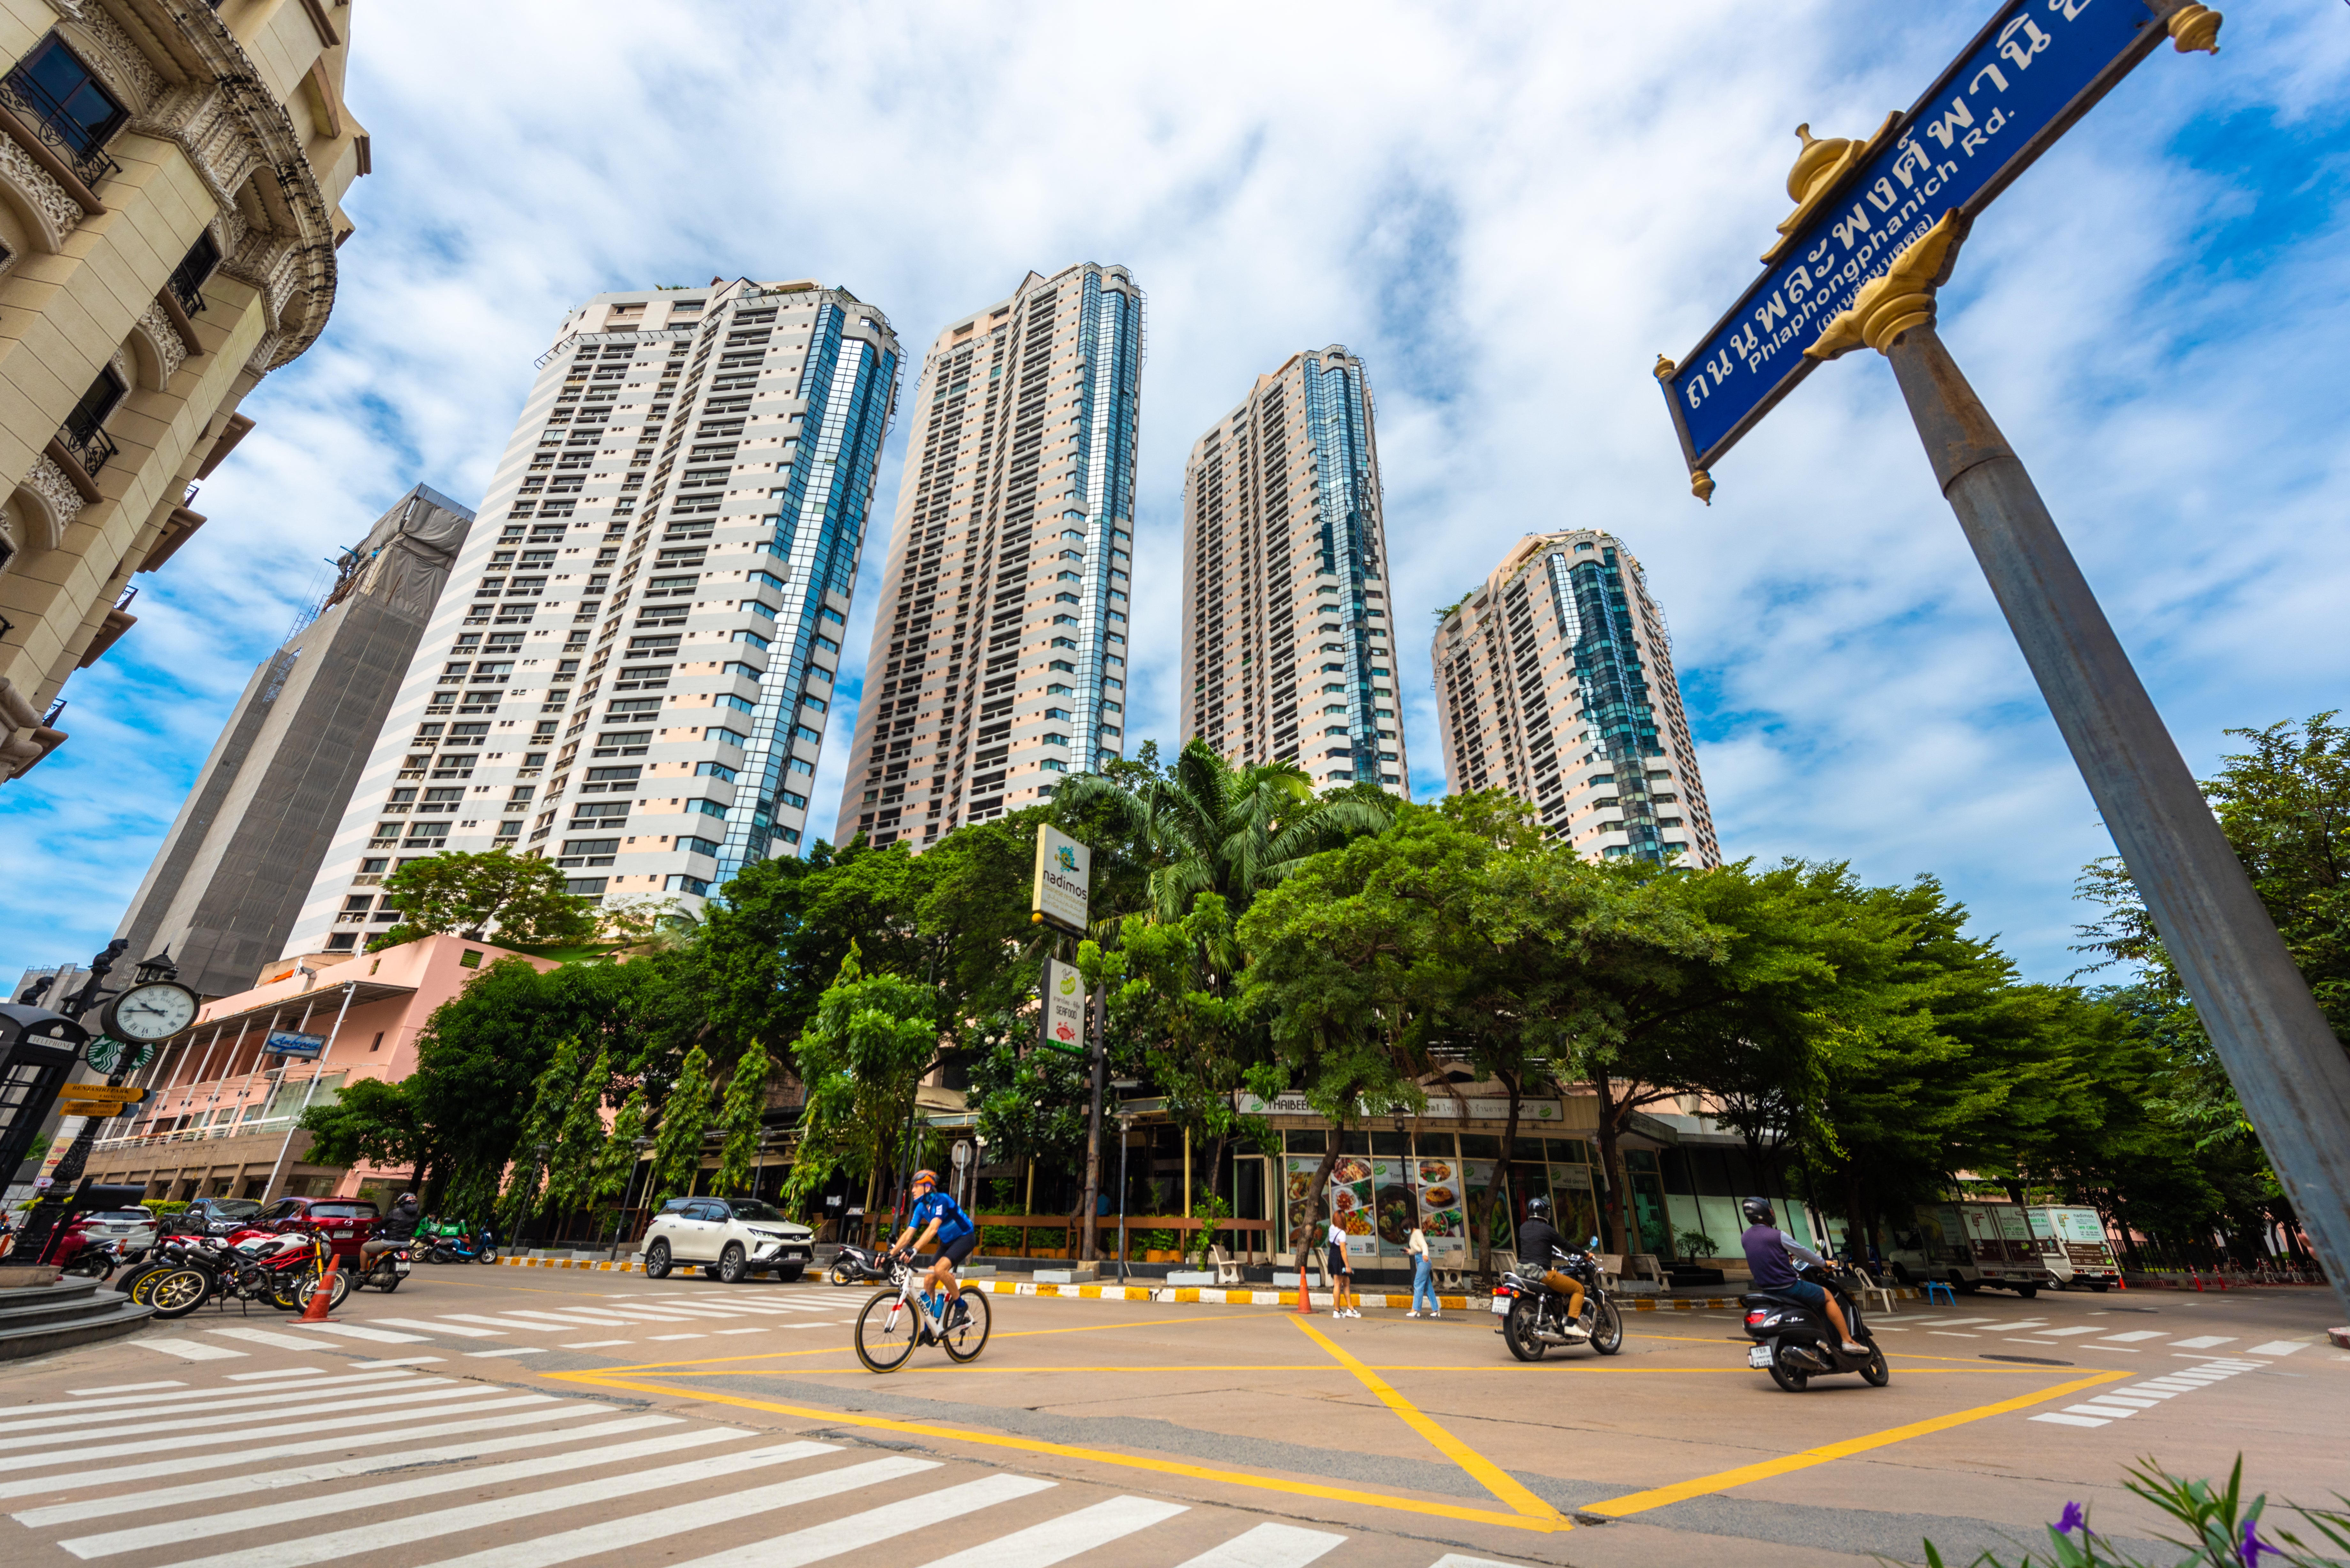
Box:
[837,263,1141,847]
[284,280,899,954]
[116,486,472,997]
[1180,347,1404,791]
[1433,530,1718,866]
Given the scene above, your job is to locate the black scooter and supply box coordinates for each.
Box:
[1740,1259,1889,1391]
[827,1241,895,1288]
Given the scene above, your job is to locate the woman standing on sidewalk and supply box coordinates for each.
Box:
[1326,1215,1358,1318]
[1407,1224,1439,1317]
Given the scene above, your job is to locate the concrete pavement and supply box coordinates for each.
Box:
[4,1261,2342,1567]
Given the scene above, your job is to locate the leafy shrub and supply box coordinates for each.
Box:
[1923,1459,2350,1566]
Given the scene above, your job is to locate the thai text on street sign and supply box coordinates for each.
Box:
[1660,0,2192,483]
[1038,957,1087,1056]
[265,1029,326,1058]
[1030,824,1091,934]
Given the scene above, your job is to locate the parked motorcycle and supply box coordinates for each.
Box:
[426,1228,498,1265]
[1740,1259,1890,1391]
[121,1237,224,1319]
[827,1241,896,1288]
[1491,1241,1624,1360]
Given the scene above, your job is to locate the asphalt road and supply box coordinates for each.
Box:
[6,1263,2343,1568]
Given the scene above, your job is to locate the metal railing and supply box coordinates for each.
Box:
[166,237,217,317]
[56,415,116,477]
[92,1115,296,1152]
[0,66,120,190]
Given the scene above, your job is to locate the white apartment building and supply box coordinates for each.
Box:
[1180,347,1404,791]
[284,279,900,952]
[1433,530,1719,866]
[836,263,1141,846]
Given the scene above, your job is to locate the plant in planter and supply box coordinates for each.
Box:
[1187,1191,1232,1266]
[1675,1229,1719,1262]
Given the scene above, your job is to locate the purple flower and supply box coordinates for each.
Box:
[2239,1519,2278,1566]
[2057,1502,2090,1537]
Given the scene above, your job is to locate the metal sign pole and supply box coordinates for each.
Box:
[1870,317,2350,1318]
[1079,980,1106,1263]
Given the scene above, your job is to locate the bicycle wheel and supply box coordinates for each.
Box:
[939,1286,991,1362]
[853,1288,920,1374]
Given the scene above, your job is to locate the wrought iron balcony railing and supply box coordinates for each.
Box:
[0,66,120,190]
[56,414,117,478]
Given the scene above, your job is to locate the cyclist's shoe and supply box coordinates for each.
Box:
[948,1296,970,1329]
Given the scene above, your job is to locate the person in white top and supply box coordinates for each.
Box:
[1406,1224,1439,1317]
[1326,1215,1357,1317]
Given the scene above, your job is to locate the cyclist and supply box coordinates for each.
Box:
[889,1170,976,1329]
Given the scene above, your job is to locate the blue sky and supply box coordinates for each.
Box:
[5,2,2346,992]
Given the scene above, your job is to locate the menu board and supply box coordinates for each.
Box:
[1462,1160,1514,1262]
[1283,1154,1379,1262]
[1408,1152,1468,1260]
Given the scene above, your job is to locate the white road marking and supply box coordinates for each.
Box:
[466,1347,549,1357]
[351,1357,445,1368]
[915,1496,1192,1568]
[2065,1403,2139,1419]
[222,1367,328,1381]
[0,1399,586,1499]
[206,1326,349,1352]
[282,1322,430,1344]
[371,1317,506,1337]
[124,1339,242,1361]
[2031,1412,2110,1427]
[0,1395,558,1476]
[559,1340,631,1348]
[0,1375,439,1440]
[1174,1521,1350,1567]
[2172,1336,2237,1349]
[2035,1327,2103,1337]
[2100,1331,2165,1343]
[15,1414,681,1525]
[140,1440,840,1568]
[636,1475,1058,1568]
[718,1328,766,1336]
[402,1455,940,1568]
[648,1333,706,1341]
[61,1428,745,1557]
[2248,1341,2308,1357]
[65,1382,182,1397]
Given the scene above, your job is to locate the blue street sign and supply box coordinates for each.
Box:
[266,1029,326,1058]
[1661,0,2187,479]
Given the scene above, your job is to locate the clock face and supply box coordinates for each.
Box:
[104,981,198,1042]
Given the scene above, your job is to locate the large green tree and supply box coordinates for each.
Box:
[372,848,601,950]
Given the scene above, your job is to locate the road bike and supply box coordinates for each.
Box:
[852,1254,991,1373]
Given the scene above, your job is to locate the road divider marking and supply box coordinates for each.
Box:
[1582,1368,2132,1518]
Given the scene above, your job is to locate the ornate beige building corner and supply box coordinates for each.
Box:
[0,0,366,783]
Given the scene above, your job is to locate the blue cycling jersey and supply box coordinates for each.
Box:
[910,1191,974,1244]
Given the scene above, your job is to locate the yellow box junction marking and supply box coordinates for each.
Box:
[1582,1367,2134,1517]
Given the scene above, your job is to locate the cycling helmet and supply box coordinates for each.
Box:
[1523,1194,1552,1221]
[911,1169,939,1189]
[1740,1196,1774,1225]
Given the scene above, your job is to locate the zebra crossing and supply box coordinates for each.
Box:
[2028,1357,2267,1428]
[125,1287,857,1362]
[1876,1314,2317,1359]
[1,1367,1529,1568]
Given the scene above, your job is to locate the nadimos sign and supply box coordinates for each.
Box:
[1030,825,1091,934]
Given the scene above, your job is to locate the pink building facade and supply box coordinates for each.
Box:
[83,934,556,1203]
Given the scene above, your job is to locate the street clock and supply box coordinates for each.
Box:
[99,980,198,1045]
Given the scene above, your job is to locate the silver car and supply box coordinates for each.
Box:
[640,1198,814,1283]
[78,1209,159,1251]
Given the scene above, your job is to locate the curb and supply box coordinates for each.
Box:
[2329,1326,2349,1351]
[500,1256,641,1271]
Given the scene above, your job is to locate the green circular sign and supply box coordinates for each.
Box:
[84,1037,156,1075]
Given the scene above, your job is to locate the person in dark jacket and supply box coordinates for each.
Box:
[1740,1197,1865,1354]
[1515,1195,1585,1330]
[362,1192,420,1269]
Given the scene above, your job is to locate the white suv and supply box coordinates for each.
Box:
[640,1198,815,1283]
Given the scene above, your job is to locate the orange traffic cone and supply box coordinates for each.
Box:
[300,1249,340,1322]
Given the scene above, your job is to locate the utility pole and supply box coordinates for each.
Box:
[1079,980,1106,1263]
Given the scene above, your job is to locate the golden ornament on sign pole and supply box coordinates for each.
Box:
[1803,211,1968,362]
[1764,117,1899,265]
[2168,4,2221,54]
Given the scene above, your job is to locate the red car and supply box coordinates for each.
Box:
[250,1196,380,1263]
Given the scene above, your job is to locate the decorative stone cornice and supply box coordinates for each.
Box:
[47,1,163,113]
[22,453,87,543]
[0,124,85,245]
[132,296,186,386]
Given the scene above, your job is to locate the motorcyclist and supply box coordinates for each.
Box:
[1739,1197,1866,1355]
[362,1192,420,1272]
[1514,1195,1587,1331]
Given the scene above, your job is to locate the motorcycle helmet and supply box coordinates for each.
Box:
[1740,1196,1774,1225]
[1524,1195,1552,1222]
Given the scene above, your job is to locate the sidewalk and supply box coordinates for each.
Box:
[491,1253,1927,1314]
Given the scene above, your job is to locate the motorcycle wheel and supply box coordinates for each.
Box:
[829,1261,855,1287]
[642,1240,672,1280]
[1861,1347,1890,1386]
[1589,1297,1624,1356]
[268,1278,301,1310]
[147,1266,213,1319]
[117,1262,165,1304]
[1767,1345,1809,1392]
[479,1248,499,1265]
[1502,1295,1547,1362]
[298,1270,353,1314]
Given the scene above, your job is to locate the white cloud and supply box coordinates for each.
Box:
[5,1,2344,988]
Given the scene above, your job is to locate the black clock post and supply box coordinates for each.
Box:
[12,941,137,1264]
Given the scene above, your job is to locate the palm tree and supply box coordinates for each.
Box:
[1057,737,1395,926]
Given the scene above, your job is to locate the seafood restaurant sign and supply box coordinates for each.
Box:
[1661,0,2186,479]
[1235,1092,1564,1123]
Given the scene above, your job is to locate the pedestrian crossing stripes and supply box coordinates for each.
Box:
[2028,1357,2263,1428]
[3,1368,1519,1568]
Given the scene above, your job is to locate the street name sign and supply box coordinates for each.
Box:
[1030,824,1091,934]
[1659,0,2206,486]
[53,1083,145,1107]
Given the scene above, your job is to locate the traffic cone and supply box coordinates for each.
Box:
[300,1250,340,1322]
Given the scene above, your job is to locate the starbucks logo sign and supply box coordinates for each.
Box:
[85,1036,156,1075]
